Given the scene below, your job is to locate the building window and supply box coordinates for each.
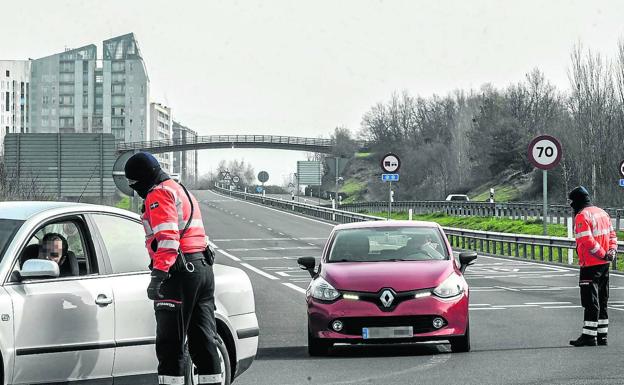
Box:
[5,70,9,77]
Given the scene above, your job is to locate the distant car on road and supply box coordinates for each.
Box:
[445,194,470,202]
[297,220,476,356]
[0,201,258,385]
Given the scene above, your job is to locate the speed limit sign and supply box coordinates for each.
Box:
[528,135,562,170]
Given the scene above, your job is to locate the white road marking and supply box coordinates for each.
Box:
[267,228,272,231]
[494,286,520,292]
[609,306,624,312]
[283,283,307,294]
[279,232,285,235]
[525,302,572,305]
[240,263,279,280]
[217,249,241,262]
[500,304,538,308]
[542,305,582,309]
[212,238,291,242]
[470,308,506,311]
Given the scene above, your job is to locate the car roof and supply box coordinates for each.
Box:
[0,201,138,221]
[333,220,441,231]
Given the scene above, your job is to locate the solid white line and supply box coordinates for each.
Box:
[501,304,538,308]
[208,190,334,227]
[608,306,624,312]
[240,263,279,280]
[282,282,307,294]
[469,304,491,306]
[217,249,241,262]
[470,308,505,311]
[525,302,572,305]
[542,305,582,309]
[495,286,520,292]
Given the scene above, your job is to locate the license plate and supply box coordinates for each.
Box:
[362,326,413,339]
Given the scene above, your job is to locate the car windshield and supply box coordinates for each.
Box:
[0,219,25,262]
[328,227,448,263]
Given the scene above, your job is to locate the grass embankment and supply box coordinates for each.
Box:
[340,179,367,204]
[115,196,131,211]
[365,211,624,270]
[471,185,519,202]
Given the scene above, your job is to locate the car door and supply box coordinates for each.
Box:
[5,217,115,385]
[88,213,158,383]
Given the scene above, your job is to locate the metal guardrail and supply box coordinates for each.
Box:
[213,187,624,271]
[337,200,624,230]
[117,135,369,154]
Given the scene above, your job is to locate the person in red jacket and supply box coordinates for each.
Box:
[568,186,618,347]
[125,152,222,385]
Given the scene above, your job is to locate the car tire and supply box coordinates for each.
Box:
[450,323,471,353]
[308,328,332,356]
[184,334,232,385]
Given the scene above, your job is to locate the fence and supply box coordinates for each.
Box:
[337,200,624,230]
[212,186,624,271]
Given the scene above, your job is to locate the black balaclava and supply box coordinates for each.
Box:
[568,186,591,215]
[124,152,170,199]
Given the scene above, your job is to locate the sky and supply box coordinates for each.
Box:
[3,0,624,184]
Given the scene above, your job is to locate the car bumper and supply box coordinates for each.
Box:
[229,312,259,378]
[307,293,468,341]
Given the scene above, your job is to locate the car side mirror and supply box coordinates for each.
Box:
[19,259,60,280]
[459,252,477,273]
[297,257,316,278]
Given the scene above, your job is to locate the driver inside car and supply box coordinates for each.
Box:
[38,233,75,277]
[400,234,443,259]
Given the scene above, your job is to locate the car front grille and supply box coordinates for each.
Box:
[334,315,443,336]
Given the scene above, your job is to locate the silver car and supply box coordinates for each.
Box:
[0,201,258,384]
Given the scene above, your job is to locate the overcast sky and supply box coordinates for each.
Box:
[3,0,624,183]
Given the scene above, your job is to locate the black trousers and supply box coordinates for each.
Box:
[579,263,609,339]
[154,259,222,384]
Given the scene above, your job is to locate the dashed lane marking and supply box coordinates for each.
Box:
[282,283,306,294]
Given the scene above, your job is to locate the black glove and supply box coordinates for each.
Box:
[147,269,169,300]
[605,249,617,262]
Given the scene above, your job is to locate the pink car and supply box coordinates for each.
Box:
[298,220,477,356]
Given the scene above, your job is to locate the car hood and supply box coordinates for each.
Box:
[322,260,455,292]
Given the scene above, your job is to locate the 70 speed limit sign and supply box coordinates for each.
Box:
[528,135,562,170]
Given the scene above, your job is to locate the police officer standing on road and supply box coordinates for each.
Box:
[124,152,222,384]
[568,186,618,347]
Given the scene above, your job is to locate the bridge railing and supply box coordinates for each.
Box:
[117,135,335,152]
[212,186,624,271]
[336,200,624,230]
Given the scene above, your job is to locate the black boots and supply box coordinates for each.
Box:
[569,334,597,347]
[598,336,608,346]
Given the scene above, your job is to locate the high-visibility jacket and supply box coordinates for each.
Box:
[574,206,617,267]
[141,179,207,272]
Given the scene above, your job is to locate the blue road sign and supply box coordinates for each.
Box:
[256,186,264,193]
[382,174,399,182]
[619,179,624,187]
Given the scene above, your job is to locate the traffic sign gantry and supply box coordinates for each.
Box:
[528,135,562,170]
[381,153,401,173]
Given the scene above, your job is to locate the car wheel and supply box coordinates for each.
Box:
[450,323,471,353]
[184,334,232,385]
[308,328,332,356]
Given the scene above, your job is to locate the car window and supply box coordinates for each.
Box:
[18,219,94,278]
[91,214,150,274]
[328,227,448,263]
[0,219,24,261]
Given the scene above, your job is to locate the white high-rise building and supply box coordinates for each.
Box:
[28,33,149,142]
[0,60,31,156]
[149,102,172,173]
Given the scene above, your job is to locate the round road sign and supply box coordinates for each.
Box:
[528,135,562,170]
[232,175,240,184]
[258,171,269,183]
[380,153,401,173]
[619,160,624,178]
[112,152,136,197]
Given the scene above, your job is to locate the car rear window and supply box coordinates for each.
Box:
[0,219,25,261]
[450,195,468,201]
[328,227,448,263]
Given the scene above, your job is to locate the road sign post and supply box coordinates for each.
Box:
[381,153,401,221]
[528,135,562,235]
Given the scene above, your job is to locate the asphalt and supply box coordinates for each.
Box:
[196,190,624,385]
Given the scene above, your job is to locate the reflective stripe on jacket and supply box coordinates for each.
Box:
[141,179,207,272]
[574,206,617,267]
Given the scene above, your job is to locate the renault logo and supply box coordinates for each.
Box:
[380,289,395,308]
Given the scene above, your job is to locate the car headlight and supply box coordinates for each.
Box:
[432,273,465,299]
[308,276,340,301]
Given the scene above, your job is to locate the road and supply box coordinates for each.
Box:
[196,190,624,385]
